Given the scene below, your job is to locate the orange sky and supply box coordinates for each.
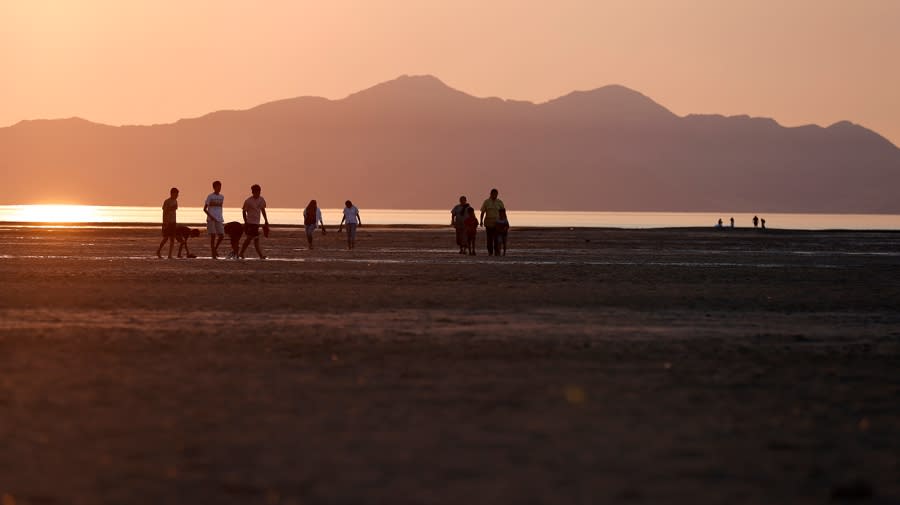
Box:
[2,0,898,146]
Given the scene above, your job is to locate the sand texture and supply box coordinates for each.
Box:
[1,225,899,504]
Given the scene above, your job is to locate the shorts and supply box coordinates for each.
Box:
[244,223,260,237]
[161,222,177,237]
[347,223,358,240]
[207,220,224,235]
[305,223,317,236]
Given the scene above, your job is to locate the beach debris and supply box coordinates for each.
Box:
[563,385,586,405]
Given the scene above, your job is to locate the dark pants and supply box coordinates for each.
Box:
[485,226,497,255]
[455,226,466,248]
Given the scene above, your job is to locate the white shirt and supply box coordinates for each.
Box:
[204,192,224,222]
[343,206,359,225]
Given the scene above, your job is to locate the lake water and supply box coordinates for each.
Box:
[1,205,900,230]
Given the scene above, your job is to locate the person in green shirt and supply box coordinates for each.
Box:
[479,188,505,256]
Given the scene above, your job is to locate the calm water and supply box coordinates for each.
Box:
[1,205,900,230]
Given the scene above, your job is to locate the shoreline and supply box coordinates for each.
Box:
[4,220,900,233]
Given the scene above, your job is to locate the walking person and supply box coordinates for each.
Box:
[239,184,269,259]
[203,180,225,258]
[753,215,759,228]
[338,200,361,250]
[479,188,505,256]
[302,199,326,249]
[464,207,478,255]
[156,187,179,258]
[494,207,510,256]
[450,195,470,254]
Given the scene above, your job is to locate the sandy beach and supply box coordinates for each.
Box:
[1,224,899,504]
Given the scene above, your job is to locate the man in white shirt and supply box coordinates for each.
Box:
[203,180,225,258]
[338,200,361,250]
[239,184,269,259]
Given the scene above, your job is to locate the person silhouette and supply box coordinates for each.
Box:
[338,200,361,250]
[730,217,734,228]
[753,215,759,228]
[761,218,766,230]
[479,188,505,256]
[716,218,723,228]
[450,196,470,254]
[156,187,179,259]
[303,199,326,249]
[239,184,269,259]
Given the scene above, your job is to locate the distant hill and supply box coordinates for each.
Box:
[2,74,899,212]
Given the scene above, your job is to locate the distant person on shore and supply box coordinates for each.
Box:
[338,200,361,250]
[203,180,225,259]
[761,218,766,230]
[716,218,723,228]
[464,207,478,255]
[156,187,179,259]
[176,226,201,258]
[494,207,510,256]
[239,184,269,259]
[753,215,759,228]
[730,217,734,228]
[450,196,470,254]
[302,200,326,249]
[224,221,243,259]
[479,188,505,256]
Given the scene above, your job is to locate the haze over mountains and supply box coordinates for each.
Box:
[2,75,899,213]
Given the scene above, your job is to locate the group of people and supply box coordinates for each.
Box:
[715,215,767,229]
[156,181,362,259]
[450,188,510,256]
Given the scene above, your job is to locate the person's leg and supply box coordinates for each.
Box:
[253,237,265,258]
[168,238,174,258]
[214,234,223,256]
[177,238,184,258]
[485,226,496,255]
[209,235,216,258]
[239,236,251,258]
[157,237,167,257]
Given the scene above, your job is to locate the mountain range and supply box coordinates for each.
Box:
[2,74,899,213]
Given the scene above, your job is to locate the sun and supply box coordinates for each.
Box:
[8,205,105,223]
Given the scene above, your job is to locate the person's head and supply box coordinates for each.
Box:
[170,187,179,198]
[212,180,222,193]
[467,206,475,216]
[459,195,467,204]
[345,200,353,208]
[251,184,261,197]
[308,199,317,208]
[490,188,498,200]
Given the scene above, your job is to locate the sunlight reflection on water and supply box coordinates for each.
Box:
[1,205,900,230]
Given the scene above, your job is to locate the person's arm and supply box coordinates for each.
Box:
[202,197,212,221]
[356,210,361,227]
[317,208,326,232]
[261,208,269,226]
[242,207,248,223]
[339,215,345,232]
[479,208,485,227]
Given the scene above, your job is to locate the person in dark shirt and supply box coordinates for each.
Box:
[224,221,244,259]
[464,207,479,256]
[176,226,201,258]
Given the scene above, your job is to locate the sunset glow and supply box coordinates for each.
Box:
[5,205,105,223]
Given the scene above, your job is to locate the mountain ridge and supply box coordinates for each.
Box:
[1,75,898,212]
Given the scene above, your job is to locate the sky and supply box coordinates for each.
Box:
[2,0,899,146]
